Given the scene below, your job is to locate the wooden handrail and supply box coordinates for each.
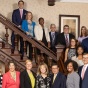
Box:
[0,13,57,61]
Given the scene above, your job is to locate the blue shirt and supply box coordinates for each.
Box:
[21,20,36,37]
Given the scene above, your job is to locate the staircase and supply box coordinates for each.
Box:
[0,13,66,73]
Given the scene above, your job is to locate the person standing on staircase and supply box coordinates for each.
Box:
[34,17,50,64]
[11,0,27,55]
[21,11,36,60]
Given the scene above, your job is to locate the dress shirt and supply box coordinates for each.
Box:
[81,64,88,78]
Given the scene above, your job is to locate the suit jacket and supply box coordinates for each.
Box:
[49,32,59,52]
[12,9,27,26]
[58,32,75,46]
[34,24,50,42]
[78,66,88,88]
[2,71,20,88]
[81,37,88,53]
[51,72,66,88]
[20,70,36,88]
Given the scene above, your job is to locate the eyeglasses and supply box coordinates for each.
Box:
[83,57,88,59]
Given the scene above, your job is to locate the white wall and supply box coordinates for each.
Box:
[0,0,88,41]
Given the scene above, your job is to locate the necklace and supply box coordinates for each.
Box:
[10,71,16,81]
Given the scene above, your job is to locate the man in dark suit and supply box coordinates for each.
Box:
[58,25,75,47]
[78,53,88,88]
[49,24,59,53]
[11,0,27,55]
[81,37,88,53]
[51,63,66,88]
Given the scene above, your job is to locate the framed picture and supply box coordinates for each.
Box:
[59,14,80,38]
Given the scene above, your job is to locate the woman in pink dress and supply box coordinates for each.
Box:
[2,60,20,88]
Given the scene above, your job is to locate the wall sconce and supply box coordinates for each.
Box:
[48,0,55,6]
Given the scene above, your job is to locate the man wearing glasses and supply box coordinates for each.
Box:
[51,63,66,88]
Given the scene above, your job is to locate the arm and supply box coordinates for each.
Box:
[74,73,80,88]
[36,76,39,88]
[2,74,7,88]
[20,72,25,88]
[34,26,40,40]
[12,10,19,26]
[60,75,66,88]
[46,28,50,48]
[64,48,69,62]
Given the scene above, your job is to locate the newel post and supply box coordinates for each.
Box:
[56,44,65,61]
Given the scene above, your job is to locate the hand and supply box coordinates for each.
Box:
[18,25,21,28]
[48,42,50,48]
[26,32,30,35]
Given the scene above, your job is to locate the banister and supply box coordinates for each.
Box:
[0,13,57,61]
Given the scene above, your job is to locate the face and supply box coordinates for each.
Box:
[82,54,88,65]
[63,26,69,34]
[40,65,47,74]
[26,61,32,70]
[52,65,59,74]
[50,24,56,32]
[9,63,15,72]
[27,13,32,20]
[18,2,24,9]
[77,47,83,55]
[81,28,86,34]
[70,39,76,46]
[67,62,74,73]
[39,19,44,25]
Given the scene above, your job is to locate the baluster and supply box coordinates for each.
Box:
[48,57,52,67]
[32,44,36,66]
[23,39,28,60]
[40,51,45,64]
[14,32,19,54]
[5,26,9,48]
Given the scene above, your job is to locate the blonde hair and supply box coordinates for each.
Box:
[25,59,32,65]
[37,63,49,75]
[26,11,33,20]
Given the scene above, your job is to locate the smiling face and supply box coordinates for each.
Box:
[82,54,88,65]
[52,65,59,74]
[50,24,56,32]
[67,62,74,73]
[70,39,76,47]
[18,1,24,9]
[77,47,84,55]
[40,65,47,74]
[63,26,69,34]
[26,12,33,20]
[25,61,32,70]
[39,18,44,26]
[9,63,15,72]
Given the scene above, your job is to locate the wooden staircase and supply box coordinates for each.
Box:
[0,13,66,73]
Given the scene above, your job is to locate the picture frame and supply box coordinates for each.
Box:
[59,14,80,38]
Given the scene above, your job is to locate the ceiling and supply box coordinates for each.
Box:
[56,0,88,3]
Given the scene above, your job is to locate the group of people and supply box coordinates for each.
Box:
[1,60,65,88]
[1,0,88,88]
[11,0,88,60]
[1,52,88,88]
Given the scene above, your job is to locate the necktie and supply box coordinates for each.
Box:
[20,9,23,18]
[52,33,55,46]
[53,74,56,83]
[81,66,86,80]
[65,35,68,47]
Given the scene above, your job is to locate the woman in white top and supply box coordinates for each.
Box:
[72,45,84,66]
